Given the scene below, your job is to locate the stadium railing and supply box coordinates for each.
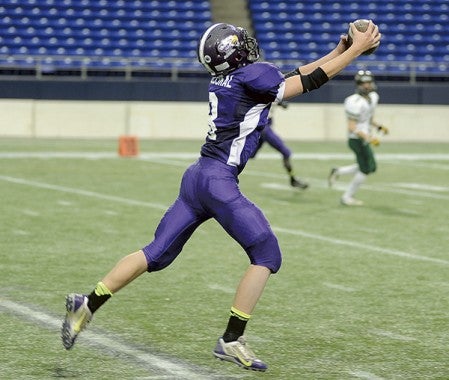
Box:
[0,55,447,84]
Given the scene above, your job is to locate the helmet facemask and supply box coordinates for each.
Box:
[237,27,260,64]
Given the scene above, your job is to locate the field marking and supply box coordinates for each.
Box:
[0,175,168,211]
[207,283,235,294]
[2,174,447,266]
[57,200,73,206]
[261,181,449,201]
[369,329,416,342]
[0,299,243,380]
[349,370,385,380]
[21,209,40,216]
[12,229,29,236]
[104,209,119,216]
[2,152,449,161]
[385,160,449,171]
[273,227,449,266]
[3,151,448,201]
[373,185,449,201]
[323,282,356,292]
[394,182,449,192]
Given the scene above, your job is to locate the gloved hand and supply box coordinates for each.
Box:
[377,125,389,135]
[370,137,380,146]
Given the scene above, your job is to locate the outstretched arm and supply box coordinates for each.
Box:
[283,21,381,99]
[298,35,349,75]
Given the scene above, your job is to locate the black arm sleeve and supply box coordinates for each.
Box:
[299,67,329,93]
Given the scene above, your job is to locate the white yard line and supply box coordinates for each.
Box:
[384,160,449,171]
[2,174,447,266]
[207,283,235,294]
[369,329,417,342]
[393,183,449,192]
[273,227,449,265]
[21,209,40,216]
[3,151,448,199]
[0,175,168,211]
[1,152,449,161]
[0,175,449,265]
[323,282,357,292]
[349,370,385,380]
[0,299,241,380]
[261,181,449,201]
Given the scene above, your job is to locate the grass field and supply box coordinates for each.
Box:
[1,137,448,379]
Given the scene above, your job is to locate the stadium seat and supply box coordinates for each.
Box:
[248,0,449,75]
[0,0,212,72]
[0,0,447,76]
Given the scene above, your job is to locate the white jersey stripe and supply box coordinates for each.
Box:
[227,103,267,166]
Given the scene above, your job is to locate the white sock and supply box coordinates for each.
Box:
[343,171,366,199]
[337,164,358,176]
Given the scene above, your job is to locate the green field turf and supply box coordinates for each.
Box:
[1,138,448,379]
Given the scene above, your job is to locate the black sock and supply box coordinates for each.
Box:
[222,307,250,343]
[87,281,113,313]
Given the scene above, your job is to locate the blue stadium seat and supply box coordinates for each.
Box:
[1,0,447,76]
[249,0,448,75]
[0,0,212,71]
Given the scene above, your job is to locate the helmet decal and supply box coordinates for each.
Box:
[217,35,239,58]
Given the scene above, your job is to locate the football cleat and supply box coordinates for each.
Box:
[341,197,364,206]
[328,168,339,188]
[213,336,267,372]
[61,293,93,350]
[290,176,309,189]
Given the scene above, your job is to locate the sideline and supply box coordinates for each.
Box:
[1,151,449,160]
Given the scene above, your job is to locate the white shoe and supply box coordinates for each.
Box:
[213,336,267,371]
[61,294,93,349]
[341,197,364,206]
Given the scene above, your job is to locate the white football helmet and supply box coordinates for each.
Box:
[355,70,377,95]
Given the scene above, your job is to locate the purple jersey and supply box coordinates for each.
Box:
[142,61,283,276]
[201,62,285,173]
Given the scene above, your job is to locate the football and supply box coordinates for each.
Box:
[347,19,380,55]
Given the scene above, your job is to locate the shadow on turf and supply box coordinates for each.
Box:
[365,205,422,218]
[52,366,77,378]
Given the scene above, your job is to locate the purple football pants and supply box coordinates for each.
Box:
[142,156,282,273]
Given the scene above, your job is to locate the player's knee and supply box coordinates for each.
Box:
[269,250,282,273]
[142,244,180,272]
[248,232,282,273]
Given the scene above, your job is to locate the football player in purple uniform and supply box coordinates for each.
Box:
[62,22,380,371]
